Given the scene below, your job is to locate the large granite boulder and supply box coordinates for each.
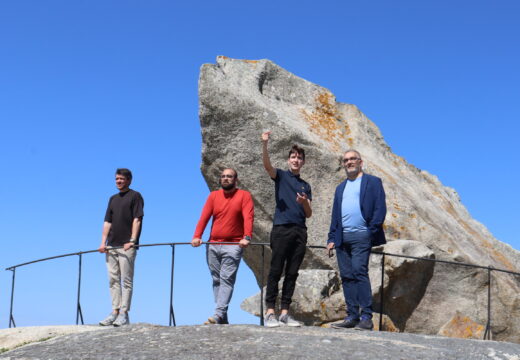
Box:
[241,240,435,328]
[370,240,435,331]
[240,269,344,325]
[198,56,520,341]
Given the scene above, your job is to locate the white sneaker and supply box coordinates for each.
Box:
[264,313,280,328]
[279,314,301,327]
[99,312,118,326]
[113,312,130,327]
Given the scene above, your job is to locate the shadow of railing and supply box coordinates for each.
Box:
[6,242,520,340]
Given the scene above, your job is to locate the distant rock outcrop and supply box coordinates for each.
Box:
[198,56,520,342]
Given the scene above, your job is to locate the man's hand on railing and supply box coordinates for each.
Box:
[239,238,250,248]
[123,242,134,251]
[98,245,107,253]
[191,238,203,247]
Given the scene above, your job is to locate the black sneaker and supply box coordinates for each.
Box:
[331,318,359,329]
[355,318,374,331]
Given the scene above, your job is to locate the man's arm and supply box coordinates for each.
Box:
[123,217,142,251]
[296,193,312,218]
[98,221,112,253]
[326,186,341,252]
[368,178,387,234]
[262,131,277,179]
[240,192,255,248]
[192,193,214,247]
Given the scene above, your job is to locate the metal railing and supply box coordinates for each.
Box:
[5,242,520,340]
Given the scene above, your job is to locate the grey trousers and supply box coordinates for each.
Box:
[106,247,136,312]
[206,244,243,319]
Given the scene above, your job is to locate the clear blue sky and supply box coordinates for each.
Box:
[1,0,519,328]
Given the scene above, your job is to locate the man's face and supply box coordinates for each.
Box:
[220,169,237,191]
[343,151,363,177]
[287,152,305,172]
[115,174,131,191]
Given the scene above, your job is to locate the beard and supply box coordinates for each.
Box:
[346,166,361,177]
[221,182,236,191]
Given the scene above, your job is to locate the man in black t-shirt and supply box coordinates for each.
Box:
[98,168,144,327]
[261,131,312,328]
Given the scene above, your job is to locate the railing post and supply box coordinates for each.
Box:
[76,254,84,325]
[379,253,385,331]
[260,245,265,326]
[169,244,176,326]
[484,266,492,340]
[8,268,16,328]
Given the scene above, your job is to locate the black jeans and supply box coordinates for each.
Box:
[265,224,307,310]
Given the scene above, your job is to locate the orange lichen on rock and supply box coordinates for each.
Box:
[243,60,259,64]
[301,91,344,151]
[320,301,326,314]
[372,314,398,332]
[392,202,402,211]
[438,312,485,339]
[383,223,401,239]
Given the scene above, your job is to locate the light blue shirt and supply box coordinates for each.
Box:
[341,176,368,233]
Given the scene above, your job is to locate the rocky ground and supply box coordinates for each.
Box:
[1,323,519,359]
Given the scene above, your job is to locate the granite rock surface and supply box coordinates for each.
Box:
[2,324,520,360]
[198,56,520,341]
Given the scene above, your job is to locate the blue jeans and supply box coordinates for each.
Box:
[336,231,373,320]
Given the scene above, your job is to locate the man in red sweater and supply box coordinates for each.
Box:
[192,168,254,324]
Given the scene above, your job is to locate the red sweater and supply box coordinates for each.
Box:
[193,188,254,242]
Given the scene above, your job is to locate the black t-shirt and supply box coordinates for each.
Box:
[104,189,144,247]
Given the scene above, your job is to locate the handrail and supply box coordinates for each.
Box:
[4,242,268,270]
[5,241,520,340]
[8,242,520,275]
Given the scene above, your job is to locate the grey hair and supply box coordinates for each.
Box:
[344,149,362,160]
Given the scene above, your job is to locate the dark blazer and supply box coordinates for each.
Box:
[327,173,387,247]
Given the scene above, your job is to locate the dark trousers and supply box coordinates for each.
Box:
[265,224,307,310]
[336,231,373,320]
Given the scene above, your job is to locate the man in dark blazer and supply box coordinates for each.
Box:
[327,150,386,330]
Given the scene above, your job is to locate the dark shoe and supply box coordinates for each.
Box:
[204,315,226,325]
[331,318,359,329]
[355,318,374,331]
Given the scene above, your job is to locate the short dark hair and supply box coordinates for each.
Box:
[288,145,305,161]
[115,168,133,181]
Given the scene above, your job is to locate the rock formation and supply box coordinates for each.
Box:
[198,56,520,342]
[4,324,520,359]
